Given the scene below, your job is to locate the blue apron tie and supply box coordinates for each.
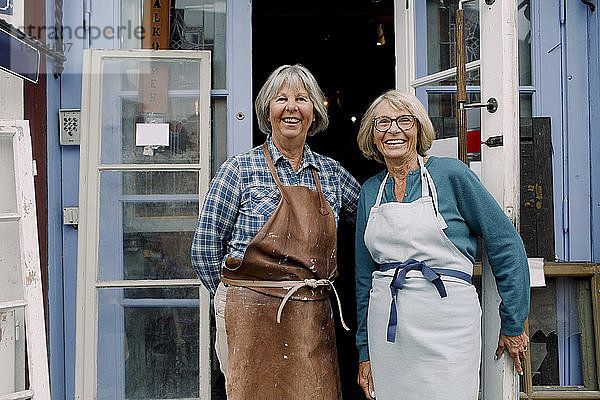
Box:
[381,259,472,343]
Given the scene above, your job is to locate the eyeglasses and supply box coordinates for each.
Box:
[372,115,417,132]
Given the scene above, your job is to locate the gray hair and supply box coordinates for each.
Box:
[357,90,436,163]
[255,64,329,136]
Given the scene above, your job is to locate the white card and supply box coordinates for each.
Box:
[135,123,169,146]
[527,257,545,287]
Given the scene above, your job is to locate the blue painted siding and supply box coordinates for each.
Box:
[564,1,591,261]
[46,4,66,400]
[590,5,600,262]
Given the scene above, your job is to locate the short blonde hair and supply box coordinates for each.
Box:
[255,64,329,136]
[357,90,436,163]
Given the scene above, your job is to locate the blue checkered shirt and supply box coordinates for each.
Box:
[191,137,360,295]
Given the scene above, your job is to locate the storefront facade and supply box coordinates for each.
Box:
[0,0,599,399]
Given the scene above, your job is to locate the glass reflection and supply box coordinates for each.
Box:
[97,288,200,399]
[100,59,202,165]
[0,135,17,214]
[529,277,597,389]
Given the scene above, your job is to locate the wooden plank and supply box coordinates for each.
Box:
[472,262,600,278]
[529,391,600,399]
[520,118,537,256]
[578,279,598,390]
[532,117,555,261]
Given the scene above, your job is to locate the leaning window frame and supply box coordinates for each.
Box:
[473,262,600,398]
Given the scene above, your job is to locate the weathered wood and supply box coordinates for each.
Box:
[578,279,598,390]
[532,117,555,261]
[519,117,555,260]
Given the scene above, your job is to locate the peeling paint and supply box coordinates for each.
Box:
[25,269,38,286]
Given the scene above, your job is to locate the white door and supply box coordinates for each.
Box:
[0,120,50,400]
[75,50,212,400]
[395,1,522,398]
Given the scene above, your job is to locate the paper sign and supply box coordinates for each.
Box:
[429,137,458,158]
[527,258,545,287]
[135,123,169,146]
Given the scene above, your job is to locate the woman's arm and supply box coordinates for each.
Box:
[454,165,530,336]
[355,188,379,363]
[191,157,242,295]
[338,164,361,224]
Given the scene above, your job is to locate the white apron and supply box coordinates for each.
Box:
[365,156,481,400]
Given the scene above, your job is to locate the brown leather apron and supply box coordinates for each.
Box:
[221,143,344,400]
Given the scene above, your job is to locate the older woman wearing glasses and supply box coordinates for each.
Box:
[354,90,530,400]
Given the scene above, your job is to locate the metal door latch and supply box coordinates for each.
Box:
[463,97,498,113]
[482,135,503,148]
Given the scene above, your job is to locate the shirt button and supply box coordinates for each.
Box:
[404,193,408,197]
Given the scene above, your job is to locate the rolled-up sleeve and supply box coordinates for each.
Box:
[191,157,241,295]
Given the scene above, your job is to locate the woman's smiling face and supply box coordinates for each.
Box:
[372,100,418,162]
[269,81,314,145]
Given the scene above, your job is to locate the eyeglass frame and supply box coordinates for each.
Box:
[372,115,418,133]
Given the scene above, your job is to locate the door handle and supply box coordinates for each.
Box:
[582,0,596,12]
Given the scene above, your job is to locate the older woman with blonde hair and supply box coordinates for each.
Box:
[354,90,530,400]
[191,64,360,399]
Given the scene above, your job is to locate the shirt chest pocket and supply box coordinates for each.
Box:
[249,186,281,217]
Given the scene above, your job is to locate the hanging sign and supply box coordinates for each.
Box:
[138,0,171,113]
[142,0,171,50]
[0,29,40,83]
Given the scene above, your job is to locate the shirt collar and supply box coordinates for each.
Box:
[266,136,320,171]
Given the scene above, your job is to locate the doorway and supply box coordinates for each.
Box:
[253,1,395,398]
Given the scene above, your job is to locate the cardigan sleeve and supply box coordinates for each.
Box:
[354,183,380,362]
[453,165,530,336]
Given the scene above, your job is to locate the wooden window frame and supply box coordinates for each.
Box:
[474,262,600,399]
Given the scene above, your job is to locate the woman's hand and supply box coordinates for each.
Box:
[357,361,375,399]
[495,332,529,375]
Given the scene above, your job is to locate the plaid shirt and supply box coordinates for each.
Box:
[191,136,360,295]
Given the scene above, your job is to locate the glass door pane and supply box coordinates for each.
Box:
[76,50,211,400]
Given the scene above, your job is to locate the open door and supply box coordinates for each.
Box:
[75,50,212,400]
[395,1,522,398]
[0,120,50,400]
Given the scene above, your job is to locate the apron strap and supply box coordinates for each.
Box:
[262,142,328,213]
[375,172,389,207]
[262,142,290,204]
[380,259,472,342]
[419,156,448,229]
[221,277,350,331]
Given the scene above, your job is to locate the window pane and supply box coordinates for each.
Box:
[121,0,227,89]
[97,287,201,399]
[0,135,17,214]
[98,171,199,281]
[529,277,597,389]
[171,0,227,89]
[211,97,227,174]
[425,0,480,86]
[517,0,532,86]
[520,93,532,118]
[100,58,203,165]
[427,92,481,139]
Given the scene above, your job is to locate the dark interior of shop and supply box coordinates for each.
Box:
[252,1,395,398]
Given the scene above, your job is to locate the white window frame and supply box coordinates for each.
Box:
[0,120,51,400]
[75,50,212,400]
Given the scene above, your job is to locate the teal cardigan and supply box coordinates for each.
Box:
[355,156,530,362]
